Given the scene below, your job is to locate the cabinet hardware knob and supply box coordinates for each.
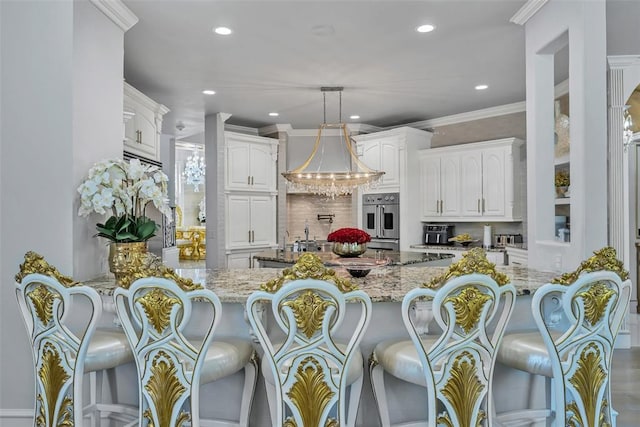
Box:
[247,176,251,185]
[478,199,480,213]
[249,230,251,243]
[482,198,485,213]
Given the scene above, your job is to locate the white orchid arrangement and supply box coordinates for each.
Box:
[77,158,172,243]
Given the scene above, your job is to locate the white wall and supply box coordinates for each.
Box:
[525,0,608,271]
[0,1,126,420]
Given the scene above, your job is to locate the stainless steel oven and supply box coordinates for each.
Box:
[362,193,400,251]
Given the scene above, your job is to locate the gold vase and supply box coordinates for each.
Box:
[108,242,148,286]
[331,242,367,258]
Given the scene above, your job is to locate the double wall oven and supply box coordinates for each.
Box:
[362,193,400,251]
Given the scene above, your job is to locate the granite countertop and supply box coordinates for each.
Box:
[410,244,506,253]
[86,265,558,303]
[252,249,453,266]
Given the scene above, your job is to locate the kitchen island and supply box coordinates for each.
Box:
[252,249,454,268]
[87,264,559,426]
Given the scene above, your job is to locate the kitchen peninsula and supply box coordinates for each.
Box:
[85,262,558,426]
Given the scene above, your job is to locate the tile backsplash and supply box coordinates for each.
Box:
[287,194,354,242]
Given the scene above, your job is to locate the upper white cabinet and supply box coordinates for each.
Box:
[357,135,401,189]
[419,137,524,222]
[225,132,278,192]
[420,153,462,218]
[123,82,169,162]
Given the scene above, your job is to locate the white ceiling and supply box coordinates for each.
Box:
[122,0,529,138]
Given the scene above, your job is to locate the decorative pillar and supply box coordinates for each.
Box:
[607,66,626,259]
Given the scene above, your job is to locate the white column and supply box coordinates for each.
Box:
[204,112,230,268]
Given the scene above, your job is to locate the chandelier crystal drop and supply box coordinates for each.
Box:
[183,151,206,192]
[281,88,384,198]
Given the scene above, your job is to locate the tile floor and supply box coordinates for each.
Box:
[176,257,639,425]
[612,313,640,427]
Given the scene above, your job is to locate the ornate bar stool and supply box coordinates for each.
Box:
[246,253,372,427]
[114,274,258,427]
[15,252,135,426]
[370,248,516,427]
[496,247,632,427]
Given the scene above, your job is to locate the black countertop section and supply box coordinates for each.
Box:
[252,249,454,266]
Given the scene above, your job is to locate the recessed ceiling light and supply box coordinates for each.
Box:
[202,90,216,95]
[350,115,360,120]
[416,24,435,33]
[214,27,232,36]
[268,112,279,117]
[475,84,489,90]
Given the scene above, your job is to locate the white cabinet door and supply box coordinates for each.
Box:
[225,132,277,192]
[460,150,483,217]
[440,153,461,217]
[420,155,441,218]
[250,195,275,246]
[134,106,159,159]
[227,195,252,248]
[227,251,253,269]
[482,147,506,217]
[360,141,380,172]
[249,143,274,191]
[379,138,400,188]
[485,251,506,266]
[358,138,400,190]
[227,143,252,190]
[227,195,276,249]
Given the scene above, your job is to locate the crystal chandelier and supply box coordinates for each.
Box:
[282,87,384,198]
[183,150,206,192]
[623,105,637,151]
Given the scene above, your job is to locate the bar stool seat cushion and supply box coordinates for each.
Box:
[84,329,134,373]
[199,337,255,384]
[373,337,439,387]
[261,341,364,386]
[497,331,563,378]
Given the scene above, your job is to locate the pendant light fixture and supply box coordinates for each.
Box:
[282,87,384,198]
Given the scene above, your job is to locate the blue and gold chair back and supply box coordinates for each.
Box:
[497,247,632,427]
[114,277,219,427]
[15,252,101,427]
[247,253,372,427]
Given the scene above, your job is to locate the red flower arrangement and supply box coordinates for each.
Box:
[327,228,371,244]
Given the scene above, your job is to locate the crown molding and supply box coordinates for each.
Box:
[608,55,640,69]
[89,0,138,32]
[404,102,526,129]
[348,123,384,134]
[555,79,569,97]
[258,124,292,136]
[510,0,549,26]
[225,124,259,135]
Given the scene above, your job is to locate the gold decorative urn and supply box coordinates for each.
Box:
[108,242,148,286]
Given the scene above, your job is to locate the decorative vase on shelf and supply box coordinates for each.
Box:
[332,242,367,258]
[555,186,569,198]
[108,242,148,286]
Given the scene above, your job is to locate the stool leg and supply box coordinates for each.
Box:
[370,362,392,427]
[88,370,103,427]
[238,357,258,427]
[345,374,363,427]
